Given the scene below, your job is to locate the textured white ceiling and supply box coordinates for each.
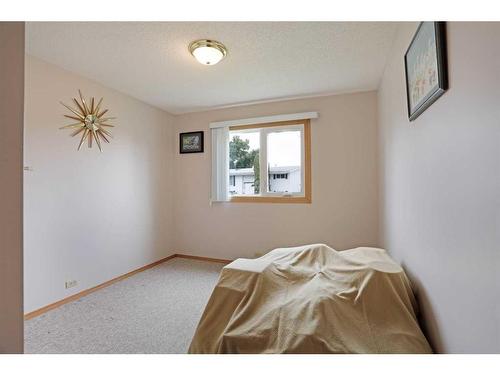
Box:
[26,22,399,114]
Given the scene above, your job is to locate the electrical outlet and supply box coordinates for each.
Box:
[65,280,77,289]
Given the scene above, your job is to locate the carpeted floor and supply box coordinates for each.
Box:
[24,258,224,353]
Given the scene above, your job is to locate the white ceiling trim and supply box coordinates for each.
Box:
[189,88,376,115]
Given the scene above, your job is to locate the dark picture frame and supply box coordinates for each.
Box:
[179,131,204,154]
[404,22,448,121]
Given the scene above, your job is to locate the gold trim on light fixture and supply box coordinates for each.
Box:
[189,39,227,65]
[59,90,116,152]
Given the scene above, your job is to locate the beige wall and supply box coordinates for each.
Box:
[24,56,175,313]
[24,62,380,314]
[0,22,24,353]
[378,22,500,353]
[173,92,379,259]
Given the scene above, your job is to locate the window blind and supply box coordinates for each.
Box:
[211,126,230,203]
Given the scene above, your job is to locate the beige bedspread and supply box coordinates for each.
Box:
[189,244,432,354]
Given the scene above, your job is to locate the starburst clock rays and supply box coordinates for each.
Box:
[59,90,116,152]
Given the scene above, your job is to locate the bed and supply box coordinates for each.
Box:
[189,244,432,354]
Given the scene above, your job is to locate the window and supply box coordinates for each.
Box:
[228,130,260,196]
[273,173,288,179]
[227,119,311,203]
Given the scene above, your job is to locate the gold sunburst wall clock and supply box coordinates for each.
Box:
[59,90,116,152]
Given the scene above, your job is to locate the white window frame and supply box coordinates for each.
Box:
[258,124,305,198]
[227,119,311,204]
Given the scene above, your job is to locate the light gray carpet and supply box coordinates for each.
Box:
[24,258,223,353]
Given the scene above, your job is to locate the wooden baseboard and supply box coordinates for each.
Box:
[24,253,231,320]
[174,253,232,264]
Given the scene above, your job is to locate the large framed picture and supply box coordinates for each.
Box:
[180,131,204,154]
[404,22,448,121]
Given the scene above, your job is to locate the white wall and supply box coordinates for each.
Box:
[0,22,24,354]
[173,92,380,259]
[24,56,175,313]
[378,22,500,353]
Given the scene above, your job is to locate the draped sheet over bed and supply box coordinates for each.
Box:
[188,244,432,354]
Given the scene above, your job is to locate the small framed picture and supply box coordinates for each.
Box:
[404,22,448,121]
[180,131,204,154]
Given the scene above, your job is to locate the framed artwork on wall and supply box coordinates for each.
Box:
[180,131,204,154]
[404,21,448,121]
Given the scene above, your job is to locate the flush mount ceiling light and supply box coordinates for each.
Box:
[189,39,227,66]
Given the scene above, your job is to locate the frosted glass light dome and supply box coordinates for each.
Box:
[189,39,227,66]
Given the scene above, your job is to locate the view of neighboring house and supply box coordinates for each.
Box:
[229,166,301,195]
